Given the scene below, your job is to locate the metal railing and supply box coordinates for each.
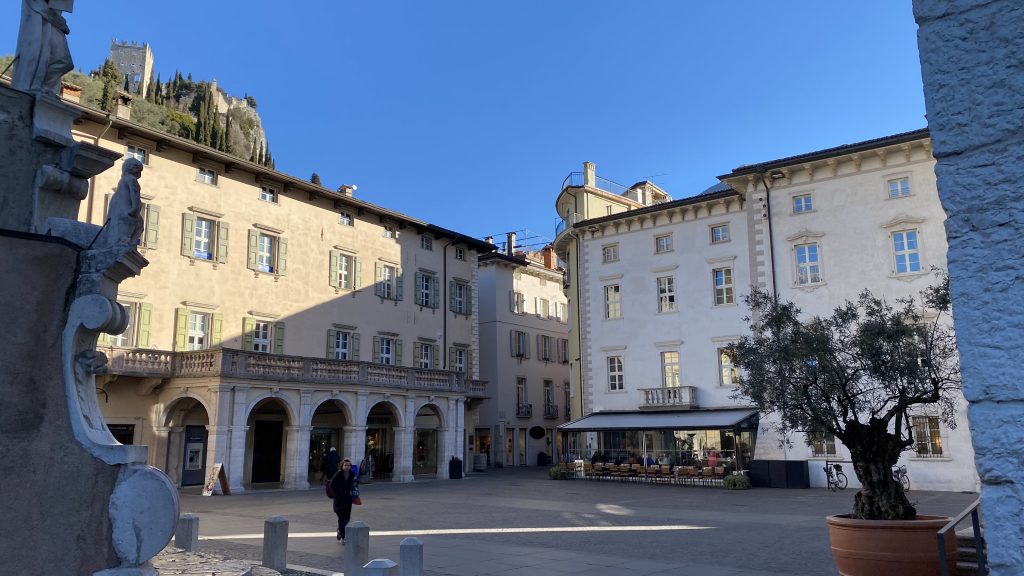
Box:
[516,403,533,418]
[554,212,582,239]
[562,171,584,190]
[98,346,484,396]
[938,498,986,576]
[543,403,559,419]
[639,386,698,409]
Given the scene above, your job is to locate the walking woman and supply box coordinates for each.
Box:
[329,458,358,542]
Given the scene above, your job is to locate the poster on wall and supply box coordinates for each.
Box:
[202,463,231,496]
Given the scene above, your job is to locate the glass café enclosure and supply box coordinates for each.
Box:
[559,409,760,472]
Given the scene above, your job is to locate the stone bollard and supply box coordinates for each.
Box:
[175,513,199,552]
[344,521,370,576]
[363,559,399,576]
[262,516,289,572]
[400,537,423,576]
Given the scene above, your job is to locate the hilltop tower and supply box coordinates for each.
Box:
[108,40,154,96]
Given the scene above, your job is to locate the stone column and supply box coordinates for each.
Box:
[438,427,451,478]
[345,425,367,468]
[392,426,414,482]
[165,426,185,486]
[454,398,466,465]
[151,425,171,473]
[227,386,250,493]
[283,425,311,490]
[205,425,231,494]
[915,2,1024,573]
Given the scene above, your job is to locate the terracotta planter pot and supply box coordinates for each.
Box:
[826,515,955,576]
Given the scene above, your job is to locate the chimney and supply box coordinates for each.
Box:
[542,246,555,269]
[114,91,133,120]
[485,236,494,245]
[506,232,516,256]
[60,81,82,103]
[337,184,357,197]
[583,162,596,188]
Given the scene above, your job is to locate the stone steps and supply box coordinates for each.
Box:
[955,533,986,576]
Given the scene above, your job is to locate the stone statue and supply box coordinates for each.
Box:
[97,158,145,248]
[12,0,74,95]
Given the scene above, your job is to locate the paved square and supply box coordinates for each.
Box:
[189,468,977,575]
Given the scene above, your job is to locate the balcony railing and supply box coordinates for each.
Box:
[639,386,698,410]
[554,212,582,239]
[98,346,486,396]
[543,403,559,419]
[516,403,533,418]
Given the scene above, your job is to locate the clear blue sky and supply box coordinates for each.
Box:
[1,2,927,251]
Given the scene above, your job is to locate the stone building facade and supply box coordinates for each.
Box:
[70,97,491,491]
[108,40,154,96]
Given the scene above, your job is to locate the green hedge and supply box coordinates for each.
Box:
[723,474,752,490]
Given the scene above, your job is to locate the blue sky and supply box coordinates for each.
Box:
[1,2,927,250]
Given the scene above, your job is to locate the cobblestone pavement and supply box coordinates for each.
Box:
[179,467,978,576]
[153,545,324,575]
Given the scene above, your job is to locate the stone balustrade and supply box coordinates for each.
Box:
[639,385,698,409]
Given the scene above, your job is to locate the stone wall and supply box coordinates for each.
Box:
[914,1,1024,573]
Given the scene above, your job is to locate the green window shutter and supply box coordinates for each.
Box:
[329,250,339,288]
[414,271,423,304]
[396,269,403,300]
[216,221,229,263]
[449,280,456,311]
[181,213,195,257]
[277,237,288,275]
[98,332,109,345]
[431,276,440,308]
[432,344,440,369]
[211,313,223,347]
[247,229,258,271]
[372,336,381,363]
[137,303,153,347]
[326,329,337,358]
[449,347,456,370]
[174,308,189,351]
[374,263,384,297]
[508,290,515,312]
[467,350,473,375]
[354,258,362,289]
[395,339,403,366]
[273,321,286,354]
[351,333,360,360]
[242,317,255,351]
[536,334,541,358]
[144,204,160,248]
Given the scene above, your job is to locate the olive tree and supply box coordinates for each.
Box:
[733,275,960,520]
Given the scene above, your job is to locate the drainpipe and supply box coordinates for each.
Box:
[442,239,454,369]
[757,171,779,299]
[562,188,586,420]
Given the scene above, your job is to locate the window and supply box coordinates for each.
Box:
[713,267,735,305]
[256,234,279,273]
[719,347,739,386]
[538,298,550,319]
[182,213,228,263]
[455,247,465,261]
[244,318,285,354]
[511,290,525,313]
[607,356,624,391]
[657,276,677,312]
[246,229,288,275]
[661,351,680,388]
[383,224,395,239]
[450,279,472,314]
[417,342,438,369]
[108,301,137,347]
[888,177,910,199]
[557,338,569,364]
[187,312,208,351]
[516,378,529,416]
[511,330,529,358]
[414,271,439,308]
[537,334,553,361]
[912,416,943,457]
[375,263,402,300]
[373,335,401,365]
[655,234,673,253]
[421,236,433,250]
[252,321,271,352]
[259,185,278,203]
[330,251,360,290]
[126,145,147,164]
[339,211,353,226]
[793,194,813,213]
[196,167,217,185]
[555,302,567,322]
[892,230,921,274]
[451,346,469,373]
[795,242,822,285]
[544,380,554,407]
[808,431,837,458]
[711,224,730,244]
[329,330,359,360]
[602,244,619,263]
[604,284,621,319]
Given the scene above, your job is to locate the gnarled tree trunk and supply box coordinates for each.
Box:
[844,420,916,520]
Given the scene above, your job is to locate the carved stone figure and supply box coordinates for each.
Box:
[97,158,145,248]
[12,0,74,95]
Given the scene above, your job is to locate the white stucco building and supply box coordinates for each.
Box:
[555,130,977,491]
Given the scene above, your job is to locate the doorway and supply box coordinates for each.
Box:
[251,420,284,484]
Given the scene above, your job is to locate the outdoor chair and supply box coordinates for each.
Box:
[630,463,642,482]
[647,465,661,483]
[660,465,672,484]
[582,461,594,478]
[701,467,714,486]
[714,466,726,485]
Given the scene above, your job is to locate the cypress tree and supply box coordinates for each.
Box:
[310,172,322,186]
[223,111,233,154]
[249,138,258,163]
[99,59,121,112]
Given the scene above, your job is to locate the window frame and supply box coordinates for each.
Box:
[193,216,217,261]
[792,193,813,214]
[186,311,210,351]
[454,246,465,261]
[602,244,619,263]
[451,279,471,315]
[259,185,278,204]
[196,167,218,186]
[912,416,944,458]
[108,301,137,347]
[252,321,272,353]
[378,336,395,365]
[657,275,677,313]
[604,284,622,319]
[256,233,278,273]
[888,176,911,199]
[415,271,439,308]
[383,224,396,239]
[334,330,351,360]
[421,236,433,251]
[654,234,673,254]
[713,266,735,306]
[808,430,837,458]
[794,242,823,286]
[718,347,740,386]
[661,351,680,388]
[125,144,148,165]
[339,211,354,226]
[607,356,624,391]
[710,223,730,244]
[891,229,922,275]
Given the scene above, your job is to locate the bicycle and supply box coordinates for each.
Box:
[824,462,848,491]
[892,464,910,491]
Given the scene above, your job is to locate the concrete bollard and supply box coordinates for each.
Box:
[363,559,399,576]
[262,515,289,572]
[344,521,370,576]
[175,513,199,552]
[400,537,423,576]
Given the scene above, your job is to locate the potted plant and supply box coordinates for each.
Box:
[733,274,961,575]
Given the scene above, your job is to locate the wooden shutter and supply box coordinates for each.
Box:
[432,344,440,369]
[509,290,515,312]
[277,237,288,275]
[98,332,109,345]
[431,276,440,308]
[372,336,381,363]
[247,229,258,271]
[449,346,456,370]
[467,287,473,315]
[375,263,384,297]
[211,313,223,347]
[449,280,456,311]
[137,303,152,348]
[215,221,229,263]
[395,339,403,365]
[326,329,337,358]
[354,258,362,289]
[329,250,340,288]
[414,271,423,305]
[181,213,195,257]
[273,321,286,354]
[174,308,189,351]
[143,204,159,248]
[523,332,530,358]
[395,269,403,300]
[242,317,255,350]
[510,329,516,356]
[466,350,474,375]
[351,333,360,360]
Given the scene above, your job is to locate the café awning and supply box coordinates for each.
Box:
[558,408,758,432]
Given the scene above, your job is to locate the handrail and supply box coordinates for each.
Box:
[937,498,986,576]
